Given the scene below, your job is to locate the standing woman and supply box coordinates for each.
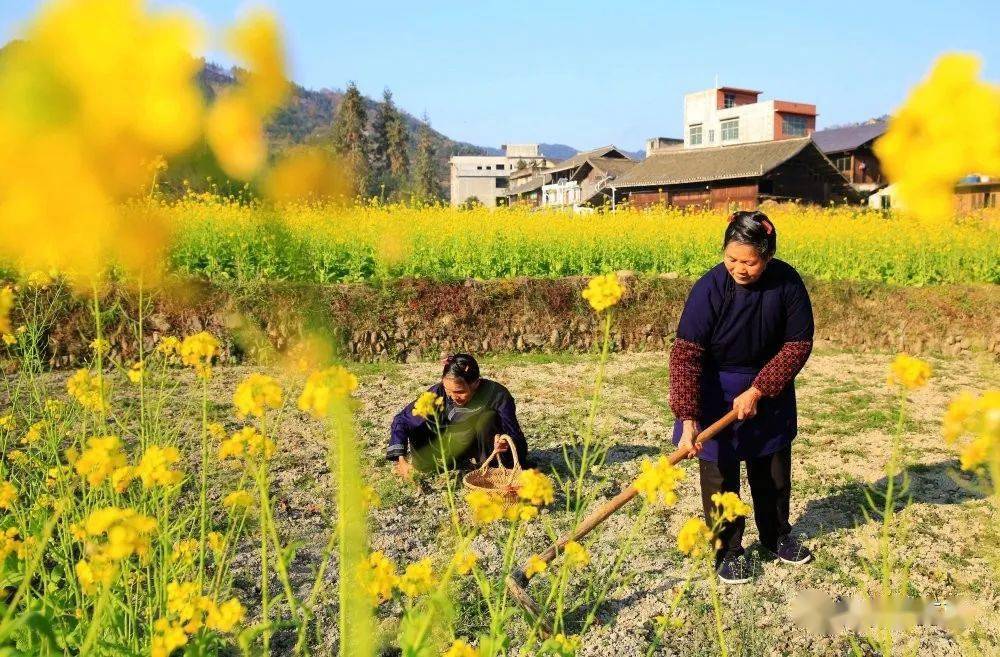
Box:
[669,210,814,584]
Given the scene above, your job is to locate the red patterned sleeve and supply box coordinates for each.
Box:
[752,340,813,397]
[669,338,704,420]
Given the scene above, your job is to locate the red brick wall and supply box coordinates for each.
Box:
[774,112,817,140]
[717,89,759,109]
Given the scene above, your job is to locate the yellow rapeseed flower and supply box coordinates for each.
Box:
[0,528,24,560]
[110,466,135,494]
[677,517,714,558]
[171,538,198,567]
[634,456,685,506]
[74,436,127,487]
[875,54,1000,220]
[205,597,245,633]
[0,413,13,430]
[66,369,109,412]
[21,420,46,445]
[226,9,289,112]
[581,273,623,312]
[223,490,254,511]
[412,391,444,419]
[207,531,225,556]
[517,469,555,506]
[135,445,182,488]
[0,286,13,337]
[443,639,480,657]
[886,354,932,390]
[0,481,17,509]
[151,618,188,657]
[524,554,547,579]
[563,541,590,570]
[26,270,53,289]
[451,549,477,575]
[357,551,399,605]
[90,337,110,356]
[156,336,182,359]
[127,360,144,384]
[541,633,581,656]
[297,365,358,419]
[233,372,283,418]
[465,490,504,525]
[398,558,436,598]
[180,332,220,380]
[944,389,999,472]
[710,492,751,523]
[504,502,539,522]
[206,90,266,181]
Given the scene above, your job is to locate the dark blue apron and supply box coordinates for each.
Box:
[671,364,797,463]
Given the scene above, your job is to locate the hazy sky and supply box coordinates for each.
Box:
[2,0,998,151]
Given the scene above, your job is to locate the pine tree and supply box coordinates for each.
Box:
[371,88,409,200]
[331,81,370,198]
[410,114,441,203]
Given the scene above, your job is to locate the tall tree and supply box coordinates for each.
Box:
[331,81,370,197]
[410,114,441,203]
[371,88,409,200]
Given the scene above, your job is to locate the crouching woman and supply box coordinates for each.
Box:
[388,353,528,478]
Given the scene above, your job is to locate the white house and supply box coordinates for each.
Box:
[683,86,817,149]
[449,144,550,207]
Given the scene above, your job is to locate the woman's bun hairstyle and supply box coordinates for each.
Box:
[441,353,480,383]
[724,210,777,259]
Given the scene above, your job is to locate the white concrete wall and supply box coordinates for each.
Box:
[683,90,776,149]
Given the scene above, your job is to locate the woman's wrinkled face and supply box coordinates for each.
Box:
[724,242,769,285]
[442,375,479,406]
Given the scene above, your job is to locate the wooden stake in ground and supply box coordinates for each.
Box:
[507,409,740,633]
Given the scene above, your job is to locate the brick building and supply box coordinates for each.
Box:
[683,86,817,149]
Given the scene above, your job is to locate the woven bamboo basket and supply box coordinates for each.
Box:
[463,434,522,506]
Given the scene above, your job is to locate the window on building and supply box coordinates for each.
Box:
[834,155,852,174]
[496,164,505,170]
[724,93,736,108]
[486,165,492,170]
[495,177,508,188]
[721,118,739,141]
[782,114,808,137]
[880,194,891,210]
[689,124,703,145]
[708,129,715,143]
[476,166,482,170]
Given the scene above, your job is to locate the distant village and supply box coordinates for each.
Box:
[450,86,998,212]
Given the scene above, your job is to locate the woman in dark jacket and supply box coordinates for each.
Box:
[669,210,814,584]
[388,353,527,477]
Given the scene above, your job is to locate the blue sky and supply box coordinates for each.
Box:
[2,0,998,151]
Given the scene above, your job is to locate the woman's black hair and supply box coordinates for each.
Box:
[723,210,777,259]
[442,353,480,383]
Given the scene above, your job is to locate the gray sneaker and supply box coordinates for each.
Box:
[716,553,752,585]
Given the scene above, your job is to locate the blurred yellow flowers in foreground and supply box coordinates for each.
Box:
[887,354,932,390]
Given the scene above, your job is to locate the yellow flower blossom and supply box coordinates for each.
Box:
[443,639,480,657]
[157,336,182,359]
[171,538,198,567]
[398,558,436,597]
[151,618,188,657]
[74,436,127,487]
[233,373,283,418]
[207,531,225,555]
[180,332,220,379]
[563,541,590,570]
[127,360,144,384]
[21,420,46,445]
[412,391,444,419]
[944,389,999,471]
[943,391,977,444]
[0,286,13,337]
[677,517,714,558]
[110,466,135,494]
[223,490,254,511]
[0,413,13,430]
[205,597,245,633]
[90,337,110,356]
[451,549,477,575]
[517,469,555,506]
[67,369,109,412]
[75,507,157,593]
[886,354,932,390]
[357,551,398,605]
[226,9,289,112]
[206,90,266,181]
[875,54,1000,220]
[524,554,547,579]
[465,490,504,525]
[581,273,623,312]
[0,481,17,509]
[0,528,24,560]
[504,502,539,522]
[297,365,358,419]
[634,456,684,506]
[710,492,751,523]
[7,450,26,465]
[541,633,581,656]
[218,426,274,463]
[135,445,183,488]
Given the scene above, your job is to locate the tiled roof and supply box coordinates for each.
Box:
[812,121,888,154]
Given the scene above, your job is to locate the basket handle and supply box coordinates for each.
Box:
[477,434,522,486]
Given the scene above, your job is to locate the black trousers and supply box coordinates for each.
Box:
[410,409,511,472]
[698,445,793,559]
